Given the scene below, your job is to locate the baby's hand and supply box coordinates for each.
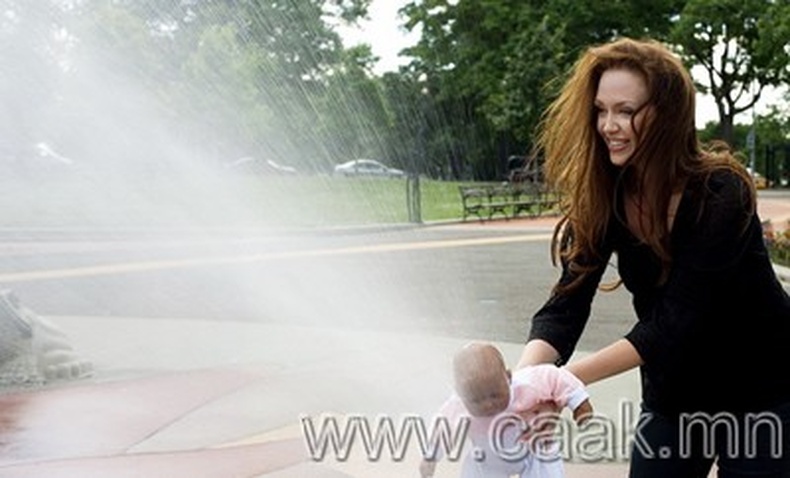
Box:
[573,399,593,425]
[518,400,561,442]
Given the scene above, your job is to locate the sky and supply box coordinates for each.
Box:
[335,0,419,75]
[337,0,786,128]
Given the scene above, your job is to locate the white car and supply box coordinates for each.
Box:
[746,167,768,189]
[34,142,74,166]
[225,157,297,175]
[333,159,405,178]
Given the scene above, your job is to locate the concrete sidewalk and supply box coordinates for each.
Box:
[0,316,639,477]
[0,194,786,477]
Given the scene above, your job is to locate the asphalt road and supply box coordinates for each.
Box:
[0,223,635,351]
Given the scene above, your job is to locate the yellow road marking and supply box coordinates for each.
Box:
[0,233,551,283]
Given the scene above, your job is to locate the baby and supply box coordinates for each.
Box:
[420,342,592,478]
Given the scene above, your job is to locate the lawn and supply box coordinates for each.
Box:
[4,172,789,271]
[0,173,473,229]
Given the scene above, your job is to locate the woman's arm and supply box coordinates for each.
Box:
[516,339,560,368]
[523,220,614,369]
[565,338,643,385]
[525,254,612,367]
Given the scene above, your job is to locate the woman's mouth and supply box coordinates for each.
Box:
[608,139,629,153]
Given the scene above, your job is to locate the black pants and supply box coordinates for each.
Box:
[629,402,790,478]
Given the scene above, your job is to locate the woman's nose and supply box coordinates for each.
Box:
[601,113,619,133]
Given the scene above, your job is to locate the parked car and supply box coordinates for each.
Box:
[224,156,297,175]
[5,141,79,177]
[746,167,769,189]
[34,142,75,167]
[333,159,405,178]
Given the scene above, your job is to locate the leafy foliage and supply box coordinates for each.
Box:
[399,0,687,178]
[0,0,787,185]
[670,0,790,144]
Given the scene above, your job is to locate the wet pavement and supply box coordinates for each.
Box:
[0,194,787,477]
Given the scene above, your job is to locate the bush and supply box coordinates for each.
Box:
[763,220,790,267]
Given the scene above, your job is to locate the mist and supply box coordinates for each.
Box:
[0,0,480,399]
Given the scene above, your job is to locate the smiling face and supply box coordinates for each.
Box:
[595,68,651,167]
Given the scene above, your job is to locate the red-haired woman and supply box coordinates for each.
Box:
[518,37,790,477]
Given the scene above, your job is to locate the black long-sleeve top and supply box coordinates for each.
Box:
[529,170,790,415]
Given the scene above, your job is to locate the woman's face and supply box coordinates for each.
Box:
[595,68,651,167]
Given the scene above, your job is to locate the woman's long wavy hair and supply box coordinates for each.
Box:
[533,37,754,293]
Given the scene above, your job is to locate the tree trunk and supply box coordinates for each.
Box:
[714,96,736,147]
[718,114,735,147]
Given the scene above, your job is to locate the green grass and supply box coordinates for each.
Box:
[0,174,473,229]
[235,176,469,227]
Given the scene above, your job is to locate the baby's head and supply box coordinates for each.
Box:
[453,342,511,417]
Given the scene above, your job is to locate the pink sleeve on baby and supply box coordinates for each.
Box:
[510,364,589,412]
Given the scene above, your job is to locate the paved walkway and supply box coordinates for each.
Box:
[759,196,790,230]
[0,195,787,478]
[0,318,639,478]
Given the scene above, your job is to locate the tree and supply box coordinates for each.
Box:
[753,108,790,184]
[317,45,393,165]
[175,0,378,167]
[670,0,790,144]
[178,23,272,159]
[26,0,384,172]
[0,1,69,167]
[400,0,686,179]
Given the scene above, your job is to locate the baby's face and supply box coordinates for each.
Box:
[459,371,511,417]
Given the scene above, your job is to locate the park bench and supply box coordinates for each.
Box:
[459,182,560,222]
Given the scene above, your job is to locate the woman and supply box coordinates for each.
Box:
[517,37,790,477]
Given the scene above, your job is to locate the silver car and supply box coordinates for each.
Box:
[225,157,297,175]
[333,159,405,178]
